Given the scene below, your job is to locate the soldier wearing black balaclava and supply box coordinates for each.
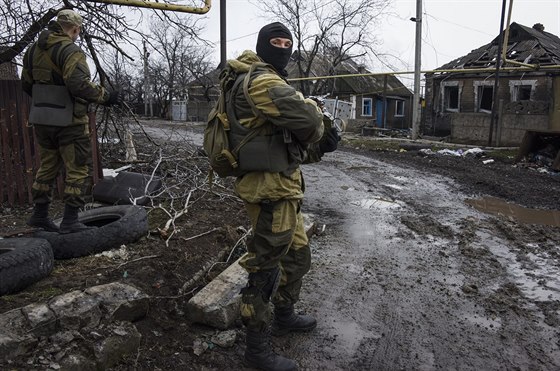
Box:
[213,21,330,371]
[256,22,293,76]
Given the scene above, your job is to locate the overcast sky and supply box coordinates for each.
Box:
[201,0,560,87]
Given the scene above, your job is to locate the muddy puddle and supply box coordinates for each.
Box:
[466,196,560,227]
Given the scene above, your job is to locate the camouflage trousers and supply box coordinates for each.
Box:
[32,124,93,207]
[239,198,311,331]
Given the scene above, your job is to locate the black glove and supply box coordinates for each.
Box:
[319,127,341,154]
[105,90,124,106]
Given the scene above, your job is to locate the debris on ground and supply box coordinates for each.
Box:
[418,147,485,158]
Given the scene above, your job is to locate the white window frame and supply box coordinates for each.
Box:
[395,100,405,117]
[473,80,494,113]
[362,97,373,117]
[509,80,537,101]
[441,81,461,112]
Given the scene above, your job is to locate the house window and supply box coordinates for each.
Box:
[395,100,405,117]
[443,86,459,111]
[509,80,537,102]
[362,97,372,116]
[514,85,532,101]
[477,86,494,112]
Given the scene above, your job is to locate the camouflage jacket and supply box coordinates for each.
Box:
[21,21,109,125]
[227,50,324,203]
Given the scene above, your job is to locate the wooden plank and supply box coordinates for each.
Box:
[8,101,26,206]
[32,126,41,169]
[0,109,5,204]
[1,106,15,206]
[89,111,103,185]
[21,104,35,204]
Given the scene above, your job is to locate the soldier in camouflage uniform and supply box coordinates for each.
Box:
[220,22,339,371]
[21,9,121,234]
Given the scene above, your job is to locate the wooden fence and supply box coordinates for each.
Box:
[0,80,102,207]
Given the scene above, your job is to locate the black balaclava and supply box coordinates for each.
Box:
[256,22,293,76]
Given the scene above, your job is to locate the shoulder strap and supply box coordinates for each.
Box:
[242,62,269,126]
[227,72,262,154]
[29,45,64,85]
[242,62,292,143]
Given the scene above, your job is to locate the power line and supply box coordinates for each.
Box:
[210,0,353,46]
[424,13,495,37]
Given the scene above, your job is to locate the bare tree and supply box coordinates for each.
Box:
[147,17,214,118]
[0,1,208,83]
[254,0,391,96]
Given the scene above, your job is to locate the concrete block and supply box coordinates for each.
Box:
[0,308,38,362]
[85,282,149,322]
[186,258,247,329]
[21,303,57,336]
[48,290,103,330]
[186,213,316,329]
[93,322,141,369]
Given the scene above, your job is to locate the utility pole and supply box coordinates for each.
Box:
[411,0,422,140]
[488,0,507,147]
[219,0,226,69]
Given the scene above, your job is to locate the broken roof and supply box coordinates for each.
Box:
[436,22,560,71]
[287,51,412,97]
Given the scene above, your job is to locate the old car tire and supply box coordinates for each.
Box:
[34,205,148,259]
[0,238,54,296]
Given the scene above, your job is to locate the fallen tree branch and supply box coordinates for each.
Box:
[157,189,193,246]
[117,255,159,268]
[180,227,223,242]
[179,242,233,295]
[205,227,251,280]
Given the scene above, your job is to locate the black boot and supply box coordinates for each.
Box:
[27,203,59,232]
[271,305,317,337]
[59,204,95,234]
[245,328,297,371]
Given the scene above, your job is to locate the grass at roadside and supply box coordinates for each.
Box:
[341,134,519,162]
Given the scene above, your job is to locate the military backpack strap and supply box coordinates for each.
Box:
[227,72,262,155]
[242,62,292,144]
[242,62,269,127]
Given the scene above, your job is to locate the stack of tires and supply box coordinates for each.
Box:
[0,205,148,296]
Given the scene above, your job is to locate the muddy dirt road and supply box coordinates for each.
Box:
[4,120,559,370]
[140,122,560,370]
[279,148,560,370]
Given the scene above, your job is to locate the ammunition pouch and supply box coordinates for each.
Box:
[29,84,74,126]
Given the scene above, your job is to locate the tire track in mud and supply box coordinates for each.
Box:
[283,149,560,370]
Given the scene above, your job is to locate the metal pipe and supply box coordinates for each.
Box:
[501,0,538,69]
[286,65,560,82]
[489,0,508,147]
[501,0,514,62]
[85,0,211,14]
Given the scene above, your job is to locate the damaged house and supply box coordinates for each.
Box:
[423,22,560,146]
[287,52,413,131]
[186,52,412,129]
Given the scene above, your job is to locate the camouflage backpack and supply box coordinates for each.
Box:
[203,63,273,178]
